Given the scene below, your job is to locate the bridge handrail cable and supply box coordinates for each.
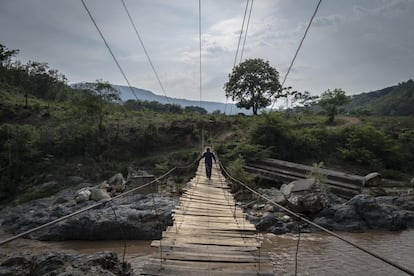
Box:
[0,157,199,247]
[218,158,414,276]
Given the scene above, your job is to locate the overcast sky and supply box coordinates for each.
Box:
[1,0,413,104]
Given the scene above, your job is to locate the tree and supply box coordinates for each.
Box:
[0,44,19,66]
[224,58,281,115]
[319,88,350,123]
[75,80,120,133]
[184,105,207,114]
[94,80,120,132]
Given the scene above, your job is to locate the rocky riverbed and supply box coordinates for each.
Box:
[245,178,414,234]
[0,172,177,241]
[0,251,133,276]
[1,175,414,275]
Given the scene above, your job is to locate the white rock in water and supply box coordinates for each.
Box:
[75,188,91,203]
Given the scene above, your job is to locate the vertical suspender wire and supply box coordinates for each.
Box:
[199,0,202,110]
[239,0,254,63]
[228,0,250,116]
[233,0,249,68]
[80,0,139,102]
[120,0,171,104]
[269,0,322,113]
[199,0,206,153]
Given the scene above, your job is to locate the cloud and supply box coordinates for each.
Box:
[313,14,343,27]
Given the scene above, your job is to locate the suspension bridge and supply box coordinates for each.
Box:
[142,158,273,275]
[1,150,414,275]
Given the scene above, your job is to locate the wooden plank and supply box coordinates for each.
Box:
[261,158,364,183]
[142,259,274,275]
[164,228,261,239]
[151,240,260,252]
[142,159,273,275]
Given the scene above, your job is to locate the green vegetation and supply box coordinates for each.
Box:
[1,43,413,203]
[224,58,281,115]
[345,79,414,116]
[318,88,350,123]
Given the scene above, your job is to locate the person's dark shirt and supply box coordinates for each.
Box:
[201,151,216,165]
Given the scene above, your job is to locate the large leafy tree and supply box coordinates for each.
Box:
[319,88,350,123]
[224,58,281,115]
[74,80,120,133]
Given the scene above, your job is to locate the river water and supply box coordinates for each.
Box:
[1,230,414,275]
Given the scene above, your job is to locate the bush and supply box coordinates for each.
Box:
[398,130,414,171]
[226,156,254,185]
[250,113,293,159]
[217,142,269,164]
[337,125,392,170]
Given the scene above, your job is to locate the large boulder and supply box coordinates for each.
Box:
[257,188,286,205]
[0,192,177,241]
[108,173,126,193]
[0,251,132,275]
[284,178,329,214]
[313,194,411,231]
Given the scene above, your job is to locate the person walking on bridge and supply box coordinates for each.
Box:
[199,148,216,180]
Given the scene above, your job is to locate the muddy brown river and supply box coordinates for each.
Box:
[1,230,413,275]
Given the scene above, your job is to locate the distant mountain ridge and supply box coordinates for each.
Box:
[113,85,252,114]
[344,79,414,116]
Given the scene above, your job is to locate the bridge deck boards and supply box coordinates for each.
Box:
[142,160,273,275]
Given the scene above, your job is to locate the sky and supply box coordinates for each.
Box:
[1,0,413,104]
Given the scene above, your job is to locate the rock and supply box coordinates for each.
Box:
[264,204,275,212]
[269,225,289,234]
[280,215,291,222]
[255,213,278,231]
[49,204,71,218]
[280,183,294,197]
[0,251,131,275]
[285,178,328,214]
[108,173,126,193]
[257,188,286,205]
[313,194,410,231]
[375,196,414,211]
[411,178,414,187]
[32,181,59,195]
[368,187,387,196]
[234,190,251,201]
[253,204,265,210]
[1,193,177,241]
[75,187,91,203]
[97,180,111,190]
[363,172,382,187]
[90,188,111,201]
[246,214,260,224]
[290,178,315,192]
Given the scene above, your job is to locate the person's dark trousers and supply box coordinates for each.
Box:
[205,163,212,179]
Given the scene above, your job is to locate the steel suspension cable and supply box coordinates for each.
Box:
[0,156,199,246]
[269,0,323,112]
[224,0,250,115]
[199,0,202,109]
[239,0,254,63]
[219,160,414,276]
[120,0,171,104]
[80,0,139,102]
[233,0,250,68]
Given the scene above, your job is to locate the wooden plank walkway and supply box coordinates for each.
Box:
[142,160,274,275]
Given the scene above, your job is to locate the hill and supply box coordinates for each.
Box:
[345,79,414,116]
[113,85,252,114]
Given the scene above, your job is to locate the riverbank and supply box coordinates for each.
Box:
[2,229,414,275]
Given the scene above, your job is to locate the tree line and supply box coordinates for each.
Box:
[224,58,350,122]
